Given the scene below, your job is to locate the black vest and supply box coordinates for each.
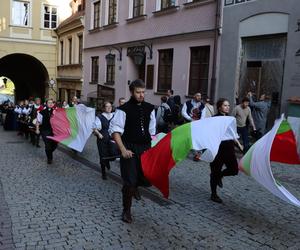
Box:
[40,108,54,132]
[185,100,205,120]
[97,113,113,141]
[119,97,154,144]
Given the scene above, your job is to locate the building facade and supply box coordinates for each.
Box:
[0,0,72,101]
[218,0,300,124]
[82,0,221,108]
[56,0,85,104]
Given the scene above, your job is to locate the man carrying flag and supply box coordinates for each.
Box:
[109,79,156,223]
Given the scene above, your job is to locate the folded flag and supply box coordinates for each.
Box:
[141,116,239,198]
[239,116,300,207]
[48,104,95,152]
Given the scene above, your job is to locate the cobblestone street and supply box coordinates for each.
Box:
[0,129,300,249]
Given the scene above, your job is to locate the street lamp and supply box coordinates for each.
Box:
[133,51,145,65]
[105,53,115,65]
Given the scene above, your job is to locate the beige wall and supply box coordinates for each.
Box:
[0,0,72,99]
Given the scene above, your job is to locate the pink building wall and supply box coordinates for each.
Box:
[83,0,218,106]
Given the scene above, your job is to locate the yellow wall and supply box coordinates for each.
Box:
[0,0,72,99]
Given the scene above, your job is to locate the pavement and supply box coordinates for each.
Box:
[0,129,299,249]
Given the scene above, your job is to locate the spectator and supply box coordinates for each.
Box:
[181,92,205,122]
[232,97,256,153]
[203,96,215,118]
[248,92,271,136]
[166,89,175,111]
[118,97,126,107]
[156,96,171,133]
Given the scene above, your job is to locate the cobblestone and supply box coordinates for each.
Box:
[0,130,300,249]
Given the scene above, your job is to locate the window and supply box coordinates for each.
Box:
[78,35,83,64]
[133,0,144,17]
[108,0,117,24]
[157,49,173,92]
[91,57,99,83]
[106,54,115,85]
[93,1,100,29]
[60,41,64,65]
[188,46,210,96]
[161,0,176,9]
[68,38,72,64]
[43,5,57,29]
[12,0,29,26]
[146,65,154,89]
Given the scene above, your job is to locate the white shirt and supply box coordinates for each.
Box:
[93,112,115,130]
[109,109,156,136]
[181,100,205,121]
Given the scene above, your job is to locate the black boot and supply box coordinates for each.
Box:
[210,174,222,203]
[122,186,133,223]
[101,164,107,180]
[211,193,223,203]
[46,150,52,164]
[134,188,141,201]
[36,135,41,148]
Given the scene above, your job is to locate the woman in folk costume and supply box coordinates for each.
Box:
[93,101,119,180]
[36,99,58,164]
[210,98,243,203]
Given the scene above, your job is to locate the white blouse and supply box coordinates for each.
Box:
[109,109,156,136]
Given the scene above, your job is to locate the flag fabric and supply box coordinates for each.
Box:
[48,104,95,152]
[239,116,300,207]
[141,116,239,198]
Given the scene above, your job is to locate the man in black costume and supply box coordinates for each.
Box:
[110,79,156,223]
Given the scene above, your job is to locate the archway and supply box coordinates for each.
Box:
[0,53,49,102]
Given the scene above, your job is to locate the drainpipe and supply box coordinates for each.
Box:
[210,0,221,102]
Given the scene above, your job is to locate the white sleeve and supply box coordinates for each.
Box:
[109,109,126,136]
[149,110,156,136]
[181,103,192,121]
[14,107,21,114]
[93,117,102,130]
[23,108,30,115]
[37,112,43,124]
[201,107,207,119]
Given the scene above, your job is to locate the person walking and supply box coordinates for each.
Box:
[182,93,205,161]
[232,97,256,153]
[36,99,58,164]
[210,98,242,203]
[109,79,156,223]
[93,101,118,180]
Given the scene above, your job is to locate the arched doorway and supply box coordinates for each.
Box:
[0,53,49,102]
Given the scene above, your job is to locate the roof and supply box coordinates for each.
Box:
[57,10,85,30]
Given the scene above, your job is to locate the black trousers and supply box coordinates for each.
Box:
[210,140,238,194]
[41,130,57,160]
[30,129,40,146]
[120,142,151,188]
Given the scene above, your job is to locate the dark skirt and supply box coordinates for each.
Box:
[120,142,151,187]
[96,137,120,162]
